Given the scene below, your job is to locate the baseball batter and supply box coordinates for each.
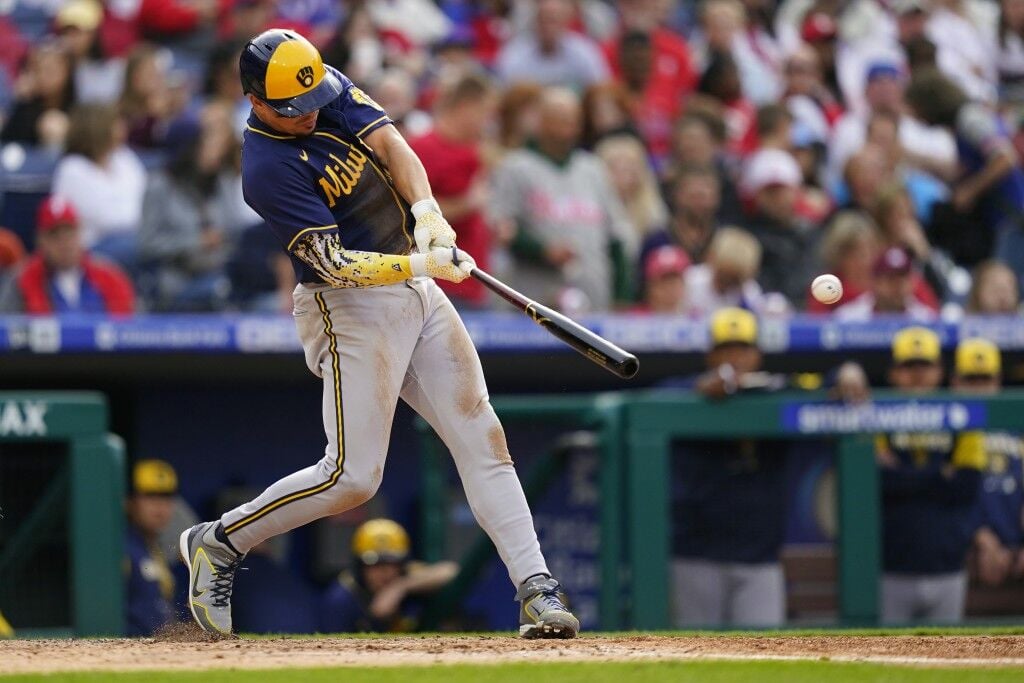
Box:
[179,29,579,639]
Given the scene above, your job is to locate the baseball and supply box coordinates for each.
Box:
[811,274,843,305]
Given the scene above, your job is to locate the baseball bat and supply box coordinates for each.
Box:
[468,266,640,379]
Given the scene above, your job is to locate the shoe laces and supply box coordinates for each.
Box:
[533,587,567,614]
[210,555,243,608]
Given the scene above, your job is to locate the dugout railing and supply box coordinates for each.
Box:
[420,389,1024,630]
[0,392,125,636]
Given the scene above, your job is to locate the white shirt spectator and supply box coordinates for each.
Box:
[827,113,956,190]
[496,32,610,89]
[367,0,452,48]
[927,4,1000,103]
[834,292,937,321]
[682,263,769,318]
[52,147,146,248]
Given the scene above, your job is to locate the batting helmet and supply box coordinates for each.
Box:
[351,519,410,565]
[239,29,343,117]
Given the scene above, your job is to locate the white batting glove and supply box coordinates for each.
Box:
[411,198,456,254]
[410,247,476,283]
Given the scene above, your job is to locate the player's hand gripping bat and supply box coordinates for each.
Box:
[452,249,639,379]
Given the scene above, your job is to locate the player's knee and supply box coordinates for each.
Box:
[325,470,382,513]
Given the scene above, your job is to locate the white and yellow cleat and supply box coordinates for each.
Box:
[179,521,245,637]
[516,574,580,639]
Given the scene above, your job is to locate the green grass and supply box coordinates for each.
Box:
[4,661,1024,683]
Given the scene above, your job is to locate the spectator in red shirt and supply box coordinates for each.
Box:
[603,0,696,161]
[807,211,879,312]
[835,246,936,321]
[0,196,135,314]
[604,0,696,100]
[408,71,497,309]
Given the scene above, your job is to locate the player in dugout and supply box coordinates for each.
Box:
[952,339,1024,589]
[125,459,179,636]
[319,519,458,633]
[875,327,986,624]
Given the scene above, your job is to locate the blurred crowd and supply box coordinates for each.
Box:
[0,0,1022,317]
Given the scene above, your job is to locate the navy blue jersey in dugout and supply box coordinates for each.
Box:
[241,66,415,284]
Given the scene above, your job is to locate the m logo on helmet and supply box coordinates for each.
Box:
[296,66,315,88]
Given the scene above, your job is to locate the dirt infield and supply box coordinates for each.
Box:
[3,633,1024,674]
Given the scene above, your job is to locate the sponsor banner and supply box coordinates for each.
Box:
[781,400,987,434]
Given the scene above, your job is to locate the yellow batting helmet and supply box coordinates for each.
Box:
[351,519,410,565]
[956,337,1001,377]
[239,29,343,117]
[709,307,758,347]
[892,327,941,365]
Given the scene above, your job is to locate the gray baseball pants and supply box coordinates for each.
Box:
[219,278,549,585]
[880,571,967,624]
[671,558,786,627]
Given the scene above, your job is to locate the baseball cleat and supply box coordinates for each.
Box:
[179,521,245,636]
[516,574,580,639]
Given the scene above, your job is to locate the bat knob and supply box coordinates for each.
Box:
[451,246,460,266]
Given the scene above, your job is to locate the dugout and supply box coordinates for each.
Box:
[0,392,124,636]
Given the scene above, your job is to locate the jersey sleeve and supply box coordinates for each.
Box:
[323,67,394,141]
[243,156,339,250]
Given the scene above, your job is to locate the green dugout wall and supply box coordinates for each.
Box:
[421,389,1024,629]
[0,392,125,636]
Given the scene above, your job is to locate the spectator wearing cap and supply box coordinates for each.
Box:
[633,245,689,314]
[495,0,610,90]
[875,327,985,624]
[138,109,258,311]
[740,148,821,307]
[665,308,791,627]
[828,61,956,193]
[51,104,147,269]
[782,44,843,131]
[319,519,457,633]
[952,339,1024,590]
[55,0,125,104]
[799,11,841,97]
[682,226,773,317]
[0,196,135,315]
[125,459,180,636]
[835,246,937,321]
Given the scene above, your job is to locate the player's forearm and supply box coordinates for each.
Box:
[366,125,434,206]
[293,231,412,287]
[398,561,459,595]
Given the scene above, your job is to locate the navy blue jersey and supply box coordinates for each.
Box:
[124,525,174,636]
[241,66,414,284]
[974,431,1024,548]
[319,570,421,633]
[878,431,984,574]
[672,438,790,564]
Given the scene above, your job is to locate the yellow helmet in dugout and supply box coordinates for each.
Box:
[132,459,178,496]
[709,307,758,347]
[891,327,941,365]
[352,519,411,565]
[240,28,343,117]
[956,337,1001,377]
